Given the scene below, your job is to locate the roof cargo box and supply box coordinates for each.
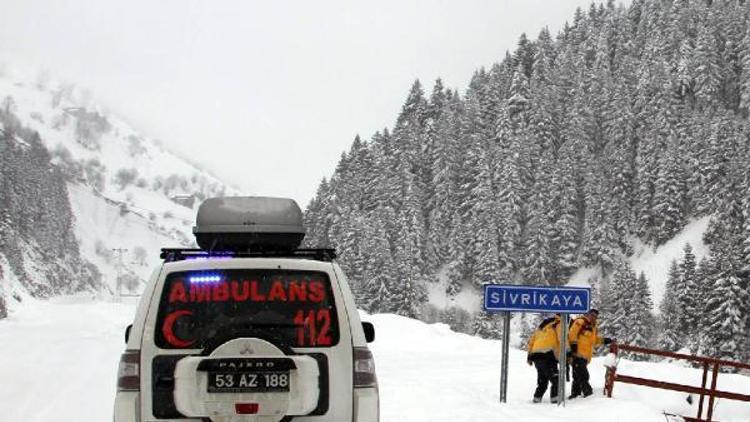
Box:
[193,197,305,251]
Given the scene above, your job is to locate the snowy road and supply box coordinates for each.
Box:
[0,297,135,422]
[0,298,748,422]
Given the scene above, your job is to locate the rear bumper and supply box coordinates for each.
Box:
[353,387,379,422]
[113,392,140,422]
[115,388,377,422]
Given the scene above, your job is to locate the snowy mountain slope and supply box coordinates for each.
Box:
[628,217,711,305]
[570,217,712,306]
[66,183,187,293]
[0,70,231,209]
[302,0,750,364]
[0,67,236,305]
[1,298,748,422]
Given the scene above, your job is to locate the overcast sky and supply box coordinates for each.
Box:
[1,0,603,207]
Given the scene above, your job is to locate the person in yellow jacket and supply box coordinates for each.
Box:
[526,314,561,403]
[567,309,613,398]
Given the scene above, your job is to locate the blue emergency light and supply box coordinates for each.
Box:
[189,274,223,283]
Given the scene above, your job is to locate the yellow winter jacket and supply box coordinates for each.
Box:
[527,316,562,360]
[568,316,603,362]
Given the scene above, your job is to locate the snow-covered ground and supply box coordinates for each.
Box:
[1,298,748,422]
[0,296,136,422]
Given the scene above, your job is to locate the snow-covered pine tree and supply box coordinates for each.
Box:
[601,259,629,342]
[603,81,636,245]
[651,135,687,245]
[580,162,620,277]
[742,158,750,274]
[603,259,655,357]
[740,27,750,116]
[529,27,558,151]
[468,150,499,287]
[675,242,699,339]
[676,37,696,107]
[427,90,461,269]
[422,79,448,270]
[513,33,536,79]
[633,59,673,244]
[701,271,749,366]
[302,178,330,247]
[494,110,524,282]
[358,214,398,313]
[699,117,737,218]
[717,1,746,112]
[522,147,555,285]
[694,14,722,111]
[454,90,484,280]
[628,271,656,356]
[391,177,428,318]
[445,224,467,297]
[690,256,712,355]
[391,79,428,214]
[471,304,503,339]
[658,260,682,352]
[551,144,581,283]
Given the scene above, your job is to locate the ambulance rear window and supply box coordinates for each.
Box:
[155,269,339,349]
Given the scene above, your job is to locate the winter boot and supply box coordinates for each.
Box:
[550,396,559,404]
[582,384,594,398]
[533,396,542,403]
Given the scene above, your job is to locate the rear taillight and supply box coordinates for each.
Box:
[353,347,377,388]
[117,350,140,392]
[235,403,260,414]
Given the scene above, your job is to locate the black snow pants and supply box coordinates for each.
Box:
[570,357,592,397]
[532,354,559,399]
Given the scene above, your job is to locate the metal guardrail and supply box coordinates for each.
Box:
[603,343,750,422]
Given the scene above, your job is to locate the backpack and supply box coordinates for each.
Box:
[538,316,559,331]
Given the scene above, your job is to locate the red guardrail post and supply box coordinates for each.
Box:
[706,362,720,422]
[605,343,750,422]
[604,342,619,398]
[697,362,709,420]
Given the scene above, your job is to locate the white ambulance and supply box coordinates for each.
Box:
[114,197,379,422]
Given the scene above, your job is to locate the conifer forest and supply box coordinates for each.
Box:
[303,0,750,362]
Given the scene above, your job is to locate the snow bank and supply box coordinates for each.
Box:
[366,312,749,422]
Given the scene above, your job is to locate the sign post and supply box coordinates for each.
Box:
[558,313,569,406]
[483,284,590,405]
[499,312,511,402]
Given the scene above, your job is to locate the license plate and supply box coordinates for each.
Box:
[207,371,290,393]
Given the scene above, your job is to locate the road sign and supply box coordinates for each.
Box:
[483,284,591,314]
[486,284,590,405]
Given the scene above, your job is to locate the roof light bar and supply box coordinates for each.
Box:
[189,274,223,284]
